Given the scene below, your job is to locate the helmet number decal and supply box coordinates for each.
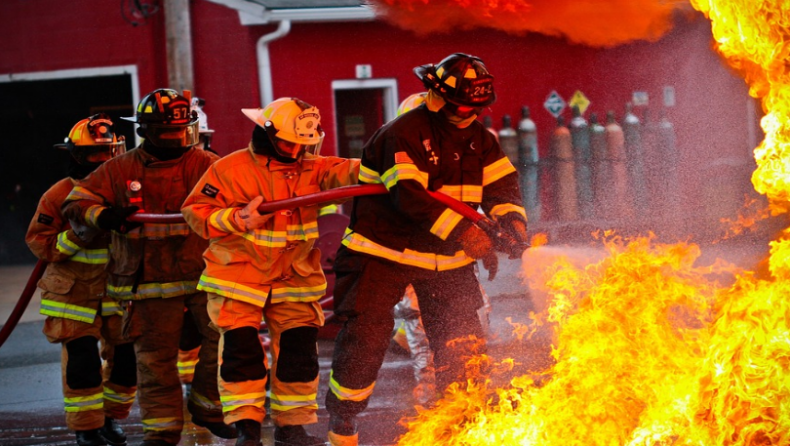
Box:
[172,107,189,120]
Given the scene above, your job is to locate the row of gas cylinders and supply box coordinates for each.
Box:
[486,105,680,225]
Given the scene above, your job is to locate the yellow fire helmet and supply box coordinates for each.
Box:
[397,92,427,116]
[54,113,125,164]
[242,97,324,159]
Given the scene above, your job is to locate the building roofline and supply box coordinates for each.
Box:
[203,0,376,25]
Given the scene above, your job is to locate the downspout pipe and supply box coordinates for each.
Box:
[257,20,291,107]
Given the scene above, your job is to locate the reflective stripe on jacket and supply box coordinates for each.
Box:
[62,146,219,300]
[25,178,110,322]
[182,145,360,307]
[343,104,527,270]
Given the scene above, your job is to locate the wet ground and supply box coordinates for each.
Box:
[0,237,769,446]
[0,252,549,446]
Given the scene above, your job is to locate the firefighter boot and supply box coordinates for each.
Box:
[274,425,325,446]
[98,417,126,445]
[192,416,239,439]
[234,419,262,446]
[328,415,358,446]
[75,429,107,446]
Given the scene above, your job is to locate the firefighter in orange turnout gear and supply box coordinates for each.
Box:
[63,89,234,446]
[325,53,529,446]
[25,114,135,446]
[181,98,359,446]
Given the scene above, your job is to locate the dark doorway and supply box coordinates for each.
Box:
[0,74,135,264]
[333,88,386,159]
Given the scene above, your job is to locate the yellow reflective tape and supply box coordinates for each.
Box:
[270,283,326,303]
[56,231,80,256]
[490,203,527,220]
[85,205,106,226]
[430,208,463,240]
[341,229,474,271]
[107,280,198,300]
[437,185,483,203]
[482,156,516,186]
[328,370,375,402]
[198,275,269,306]
[71,248,109,265]
[209,208,237,233]
[381,163,429,189]
[359,165,381,184]
[142,417,182,432]
[40,299,96,323]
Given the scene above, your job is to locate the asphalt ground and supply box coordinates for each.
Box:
[0,237,770,446]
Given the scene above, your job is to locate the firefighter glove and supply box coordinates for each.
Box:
[96,206,141,234]
[69,219,99,243]
[459,224,493,259]
[481,251,499,281]
[234,196,273,231]
[507,219,528,244]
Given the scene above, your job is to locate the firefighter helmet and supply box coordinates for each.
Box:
[242,97,324,159]
[413,53,496,107]
[54,113,125,165]
[397,92,427,116]
[123,88,199,148]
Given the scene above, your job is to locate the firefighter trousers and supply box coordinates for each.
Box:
[123,292,223,444]
[326,253,486,420]
[44,312,137,431]
[207,293,324,427]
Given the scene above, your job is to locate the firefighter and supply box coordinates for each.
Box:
[25,114,135,446]
[181,97,359,446]
[191,96,216,154]
[325,53,528,446]
[62,89,234,446]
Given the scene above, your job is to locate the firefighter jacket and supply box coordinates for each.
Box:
[181,144,360,308]
[63,146,219,300]
[26,178,121,323]
[343,104,527,271]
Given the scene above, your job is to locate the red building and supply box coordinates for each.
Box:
[0,0,761,262]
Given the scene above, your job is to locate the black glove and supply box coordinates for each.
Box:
[96,206,141,233]
[481,251,499,281]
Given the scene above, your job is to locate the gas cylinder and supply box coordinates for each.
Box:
[604,111,631,221]
[589,113,606,220]
[518,106,540,222]
[498,115,518,166]
[483,115,499,143]
[569,106,592,220]
[549,115,578,221]
[623,102,648,220]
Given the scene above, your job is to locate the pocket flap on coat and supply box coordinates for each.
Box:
[38,274,76,295]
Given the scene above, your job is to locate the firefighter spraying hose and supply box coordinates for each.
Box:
[2,183,529,351]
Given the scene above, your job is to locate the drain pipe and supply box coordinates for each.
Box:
[257,20,291,107]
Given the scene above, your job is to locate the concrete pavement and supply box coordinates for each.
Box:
[0,236,772,445]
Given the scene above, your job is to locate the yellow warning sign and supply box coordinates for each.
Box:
[569,90,591,115]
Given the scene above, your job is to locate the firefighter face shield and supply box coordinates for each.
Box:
[141,120,200,149]
[263,118,324,160]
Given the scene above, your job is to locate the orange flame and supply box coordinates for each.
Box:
[368,0,689,47]
[397,236,789,446]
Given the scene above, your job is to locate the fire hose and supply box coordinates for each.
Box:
[1,184,527,350]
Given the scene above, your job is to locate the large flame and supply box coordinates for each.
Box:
[397,236,790,446]
[388,1,790,445]
[368,0,688,47]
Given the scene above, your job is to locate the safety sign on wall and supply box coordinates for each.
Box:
[569,90,591,115]
[544,90,566,118]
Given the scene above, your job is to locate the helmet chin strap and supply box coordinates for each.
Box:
[142,139,190,161]
[426,90,478,128]
[251,125,298,164]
